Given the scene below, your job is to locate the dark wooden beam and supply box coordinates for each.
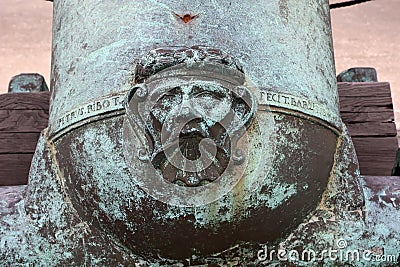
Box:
[0,154,34,186]
[0,110,49,132]
[0,133,41,153]
[0,92,50,186]
[0,91,50,110]
[338,82,398,176]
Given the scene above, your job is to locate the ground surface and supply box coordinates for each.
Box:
[0,0,399,142]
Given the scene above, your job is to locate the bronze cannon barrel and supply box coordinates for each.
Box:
[40,0,362,260]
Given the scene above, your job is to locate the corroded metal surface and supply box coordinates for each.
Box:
[46,40,347,259]
[2,1,398,266]
[0,186,26,216]
[337,67,378,82]
[124,47,256,187]
[0,135,398,266]
[53,111,339,259]
[8,73,49,93]
[48,0,340,132]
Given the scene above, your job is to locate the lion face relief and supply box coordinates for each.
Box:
[124,47,257,187]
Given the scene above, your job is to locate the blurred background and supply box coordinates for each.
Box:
[0,0,399,141]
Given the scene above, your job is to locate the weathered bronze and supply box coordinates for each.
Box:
[1,1,399,266]
[337,67,378,82]
[125,47,256,186]
[8,73,49,93]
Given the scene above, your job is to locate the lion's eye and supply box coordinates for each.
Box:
[194,92,214,99]
[193,91,225,101]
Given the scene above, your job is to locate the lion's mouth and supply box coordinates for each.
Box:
[150,120,231,187]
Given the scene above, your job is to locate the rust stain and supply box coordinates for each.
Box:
[278,0,289,25]
[174,13,199,24]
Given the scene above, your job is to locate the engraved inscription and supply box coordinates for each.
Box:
[259,91,338,126]
[260,91,315,112]
[53,93,125,134]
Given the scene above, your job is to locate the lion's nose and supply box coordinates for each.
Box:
[175,106,191,123]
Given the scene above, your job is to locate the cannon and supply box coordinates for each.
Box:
[1,1,382,266]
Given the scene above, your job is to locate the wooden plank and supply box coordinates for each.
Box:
[352,137,398,176]
[0,92,50,110]
[352,137,398,154]
[357,157,395,176]
[346,122,397,137]
[0,133,41,153]
[0,154,33,186]
[0,110,49,132]
[337,82,392,97]
[339,96,393,113]
[340,111,394,123]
